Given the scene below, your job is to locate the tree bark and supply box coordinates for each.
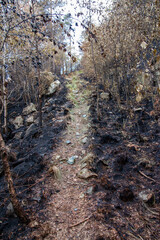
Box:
[0,132,30,223]
[2,4,8,134]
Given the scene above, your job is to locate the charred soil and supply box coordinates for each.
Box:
[89,91,160,240]
[0,74,159,240]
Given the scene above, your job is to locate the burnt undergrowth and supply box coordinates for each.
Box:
[0,78,72,240]
[89,91,160,239]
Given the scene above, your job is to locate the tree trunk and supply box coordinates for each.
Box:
[37,63,42,127]
[32,0,42,127]
[0,132,30,223]
[2,5,8,134]
[88,0,100,119]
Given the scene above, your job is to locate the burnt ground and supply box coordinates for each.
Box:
[0,73,159,240]
[89,91,160,239]
[0,77,73,239]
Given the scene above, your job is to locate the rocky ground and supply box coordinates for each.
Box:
[0,72,159,240]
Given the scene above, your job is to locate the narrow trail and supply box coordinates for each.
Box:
[30,72,120,240]
[36,73,99,240]
[29,72,121,240]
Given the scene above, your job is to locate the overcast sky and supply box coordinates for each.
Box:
[60,0,113,54]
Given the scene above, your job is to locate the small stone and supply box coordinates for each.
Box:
[77,168,97,179]
[67,156,78,165]
[66,140,71,145]
[86,186,94,195]
[76,132,80,136]
[82,137,88,144]
[12,116,23,129]
[133,108,143,112]
[6,202,14,216]
[46,80,61,96]
[57,119,63,123]
[23,103,36,115]
[100,92,110,101]
[33,196,41,202]
[25,115,34,126]
[79,193,85,199]
[29,220,39,228]
[139,190,155,206]
[141,41,147,49]
[56,155,61,160]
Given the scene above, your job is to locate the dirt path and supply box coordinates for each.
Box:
[33,73,98,240]
[30,73,121,240]
[44,74,95,238]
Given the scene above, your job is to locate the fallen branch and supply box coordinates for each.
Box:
[69,215,92,228]
[143,202,159,216]
[138,171,156,182]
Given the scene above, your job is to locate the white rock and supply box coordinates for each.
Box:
[46,80,60,95]
[77,168,97,179]
[139,190,155,205]
[23,103,36,115]
[6,202,14,216]
[100,92,110,101]
[12,116,23,129]
[141,41,147,49]
[79,193,85,199]
[26,115,34,126]
[29,221,39,228]
[86,186,94,195]
[56,155,61,160]
[82,137,88,144]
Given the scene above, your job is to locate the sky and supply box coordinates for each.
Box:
[59,0,113,55]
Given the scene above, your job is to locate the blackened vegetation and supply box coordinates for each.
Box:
[0,78,71,239]
[89,92,160,239]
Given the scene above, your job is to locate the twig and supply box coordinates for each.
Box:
[128,224,144,240]
[138,171,156,182]
[69,215,92,228]
[17,173,49,195]
[143,202,159,216]
[127,232,143,240]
